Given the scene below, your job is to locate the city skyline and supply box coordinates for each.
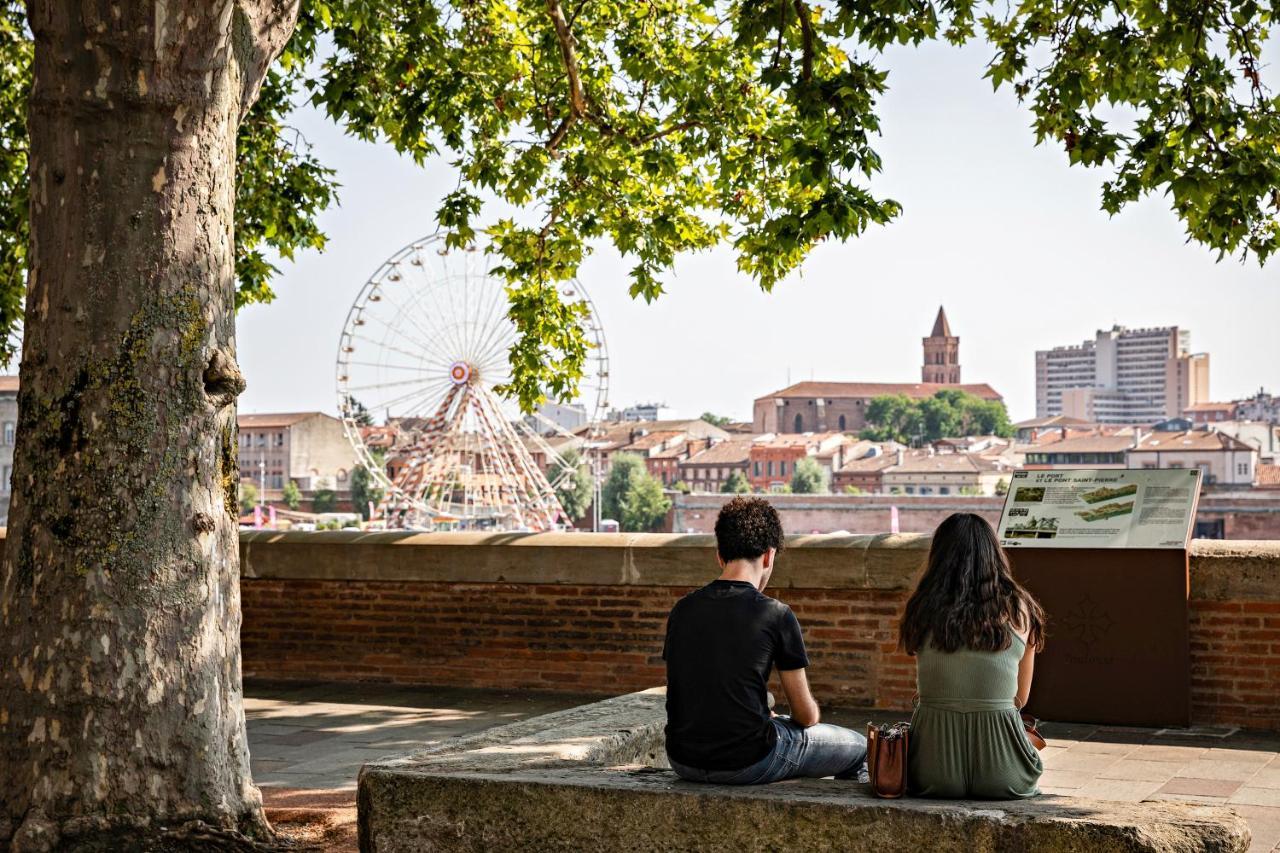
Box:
[237,37,1279,425]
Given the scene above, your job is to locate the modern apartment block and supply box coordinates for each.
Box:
[1035,325,1209,424]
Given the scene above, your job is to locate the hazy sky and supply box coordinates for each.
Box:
[238,37,1279,424]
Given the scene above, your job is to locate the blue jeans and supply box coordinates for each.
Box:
[668,717,868,785]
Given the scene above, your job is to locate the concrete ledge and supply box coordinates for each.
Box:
[239,530,1280,600]
[357,691,1251,853]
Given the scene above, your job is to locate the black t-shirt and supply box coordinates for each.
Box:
[662,580,809,771]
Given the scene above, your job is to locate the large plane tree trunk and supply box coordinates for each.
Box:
[0,2,298,849]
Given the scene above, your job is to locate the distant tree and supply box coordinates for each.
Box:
[843,485,865,495]
[700,412,732,427]
[312,489,337,514]
[281,480,302,511]
[791,457,828,494]
[238,482,259,515]
[671,480,692,495]
[860,395,925,444]
[349,397,375,427]
[722,470,752,494]
[995,478,1011,497]
[549,449,594,522]
[959,485,984,496]
[619,476,672,533]
[862,391,1013,444]
[602,453,647,523]
[350,465,383,521]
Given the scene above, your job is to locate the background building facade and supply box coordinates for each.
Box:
[238,412,357,494]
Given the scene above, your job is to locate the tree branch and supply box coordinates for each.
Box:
[232,0,302,120]
[545,0,586,152]
[792,0,814,83]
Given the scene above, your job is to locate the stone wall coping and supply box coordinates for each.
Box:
[238,529,1280,599]
[358,689,1252,853]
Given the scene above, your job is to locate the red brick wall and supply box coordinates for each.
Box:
[1188,600,1280,730]
[243,575,1280,728]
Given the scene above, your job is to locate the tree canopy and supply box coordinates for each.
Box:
[790,456,828,493]
[860,389,1013,444]
[721,469,752,493]
[1,0,1277,402]
[549,448,595,522]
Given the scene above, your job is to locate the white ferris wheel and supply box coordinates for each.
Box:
[336,234,609,530]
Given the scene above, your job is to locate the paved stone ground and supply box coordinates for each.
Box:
[247,682,1280,852]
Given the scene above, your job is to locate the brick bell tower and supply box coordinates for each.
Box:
[922,306,961,384]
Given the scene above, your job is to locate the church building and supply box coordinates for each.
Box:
[752,307,1002,434]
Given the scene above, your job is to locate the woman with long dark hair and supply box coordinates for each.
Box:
[899,512,1046,799]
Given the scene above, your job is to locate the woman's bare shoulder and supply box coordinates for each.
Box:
[1011,599,1032,644]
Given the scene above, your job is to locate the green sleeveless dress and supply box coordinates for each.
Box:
[908,633,1043,799]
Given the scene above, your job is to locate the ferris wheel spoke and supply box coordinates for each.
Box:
[343,374,444,394]
[376,377,456,417]
[371,290,462,370]
[357,311,454,373]
[348,331,433,368]
[342,360,430,372]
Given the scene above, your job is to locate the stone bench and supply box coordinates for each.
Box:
[357,689,1251,852]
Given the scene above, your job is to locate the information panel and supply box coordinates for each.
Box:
[998,468,1200,549]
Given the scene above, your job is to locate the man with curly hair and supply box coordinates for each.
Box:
[663,496,868,784]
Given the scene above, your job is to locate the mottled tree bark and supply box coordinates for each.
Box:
[0,2,298,850]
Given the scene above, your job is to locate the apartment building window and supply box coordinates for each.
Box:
[838,414,847,431]
[1167,462,1184,469]
[905,486,915,495]
[1,465,9,492]
[269,473,284,489]
[273,432,285,448]
[939,486,950,495]
[239,432,250,449]
[780,461,787,477]
[1237,462,1250,476]
[255,433,267,448]
[1142,462,1157,469]
[754,461,761,476]
[767,461,774,477]
[794,414,803,432]
[3,421,13,445]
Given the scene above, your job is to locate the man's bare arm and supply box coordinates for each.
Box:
[779,668,820,727]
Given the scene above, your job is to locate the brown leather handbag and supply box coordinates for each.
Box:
[1021,712,1047,751]
[865,721,911,798]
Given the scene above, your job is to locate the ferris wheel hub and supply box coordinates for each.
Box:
[448,361,474,386]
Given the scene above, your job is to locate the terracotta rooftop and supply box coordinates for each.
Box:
[890,451,1003,474]
[623,430,683,451]
[0,375,17,393]
[1031,431,1137,454]
[1257,464,1280,487]
[753,431,846,449]
[837,449,902,473]
[1183,402,1236,413]
[238,412,331,429]
[685,438,754,466]
[757,381,1003,402]
[1131,430,1256,453]
[1012,415,1094,429]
